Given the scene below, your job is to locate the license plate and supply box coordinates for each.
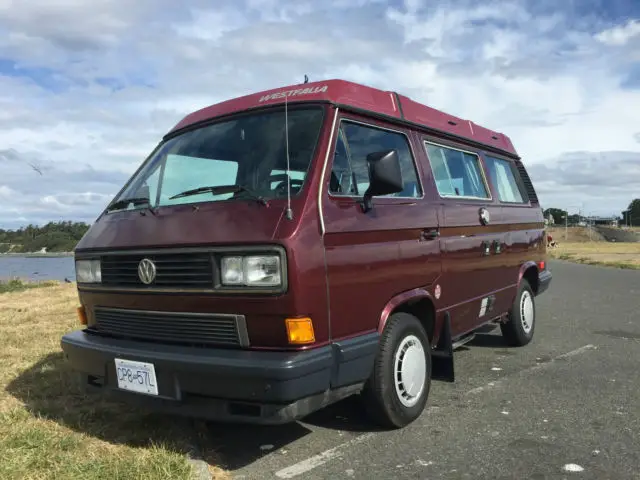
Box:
[114,358,159,396]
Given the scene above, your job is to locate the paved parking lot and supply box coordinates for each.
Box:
[202,260,640,480]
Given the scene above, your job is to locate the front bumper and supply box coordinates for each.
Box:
[60,329,378,424]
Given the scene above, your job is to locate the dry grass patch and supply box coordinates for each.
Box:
[0,283,229,480]
[546,227,606,243]
[548,242,640,269]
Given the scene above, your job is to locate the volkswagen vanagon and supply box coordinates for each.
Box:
[61,79,551,428]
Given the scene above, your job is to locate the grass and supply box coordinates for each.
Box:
[0,283,229,480]
[548,241,640,269]
[0,278,60,294]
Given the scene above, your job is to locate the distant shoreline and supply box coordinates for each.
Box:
[1,252,73,257]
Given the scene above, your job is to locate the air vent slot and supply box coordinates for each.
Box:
[514,160,539,204]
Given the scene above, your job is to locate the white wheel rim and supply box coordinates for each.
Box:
[393,334,426,407]
[520,290,534,334]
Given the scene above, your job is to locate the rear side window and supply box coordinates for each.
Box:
[424,142,490,199]
[484,155,527,203]
[329,121,421,198]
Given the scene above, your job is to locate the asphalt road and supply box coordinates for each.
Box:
[203,260,640,480]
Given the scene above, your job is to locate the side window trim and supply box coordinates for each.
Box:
[328,118,425,200]
[423,139,493,202]
[482,154,530,205]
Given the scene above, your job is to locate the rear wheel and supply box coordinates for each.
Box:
[362,312,432,429]
[500,279,536,346]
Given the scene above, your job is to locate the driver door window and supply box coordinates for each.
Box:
[329,121,421,198]
[329,128,357,195]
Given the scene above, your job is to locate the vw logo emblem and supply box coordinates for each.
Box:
[138,258,157,284]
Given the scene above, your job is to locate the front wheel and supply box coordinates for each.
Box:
[361,312,432,429]
[500,279,536,346]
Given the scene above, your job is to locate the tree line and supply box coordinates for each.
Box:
[544,198,640,226]
[0,221,90,253]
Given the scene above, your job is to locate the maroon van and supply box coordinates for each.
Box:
[61,79,551,428]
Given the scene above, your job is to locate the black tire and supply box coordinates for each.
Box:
[500,279,536,346]
[361,312,432,429]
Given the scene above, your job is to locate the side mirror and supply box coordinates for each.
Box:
[362,149,403,212]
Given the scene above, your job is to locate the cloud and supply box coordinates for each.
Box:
[595,19,640,46]
[0,185,15,199]
[0,0,639,228]
[526,151,640,216]
[528,150,640,189]
[0,0,154,54]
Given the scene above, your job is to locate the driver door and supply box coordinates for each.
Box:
[322,114,441,341]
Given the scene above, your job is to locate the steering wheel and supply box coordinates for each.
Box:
[274,179,303,196]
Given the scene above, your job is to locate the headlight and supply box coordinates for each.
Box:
[221,257,244,285]
[245,256,281,285]
[221,255,281,286]
[75,259,101,283]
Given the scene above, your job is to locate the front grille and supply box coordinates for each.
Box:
[101,252,214,289]
[93,307,247,347]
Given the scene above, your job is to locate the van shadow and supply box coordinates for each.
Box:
[468,333,513,349]
[6,353,381,472]
[453,324,518,354]
[201,395,380,470]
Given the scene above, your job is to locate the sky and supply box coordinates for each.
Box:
[0,0,639,229]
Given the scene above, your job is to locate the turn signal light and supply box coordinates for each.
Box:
[77,306,87,325]
[285,317,315,345]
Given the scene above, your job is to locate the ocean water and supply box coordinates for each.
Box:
[0,256,76,282]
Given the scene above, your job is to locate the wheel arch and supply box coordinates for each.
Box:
[379,288,437,346]
[518,261,540,294]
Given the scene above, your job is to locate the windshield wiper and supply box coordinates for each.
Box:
[169,185,268,205]
[106,197,154,212]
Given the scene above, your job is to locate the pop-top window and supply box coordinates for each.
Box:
[107,107,324,211]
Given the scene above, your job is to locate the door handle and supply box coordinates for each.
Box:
[421,229,440,241]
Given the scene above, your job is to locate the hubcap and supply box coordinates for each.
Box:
[520,290,534,334]
[394,335,426,407]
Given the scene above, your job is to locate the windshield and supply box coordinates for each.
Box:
[108,107,324,211]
